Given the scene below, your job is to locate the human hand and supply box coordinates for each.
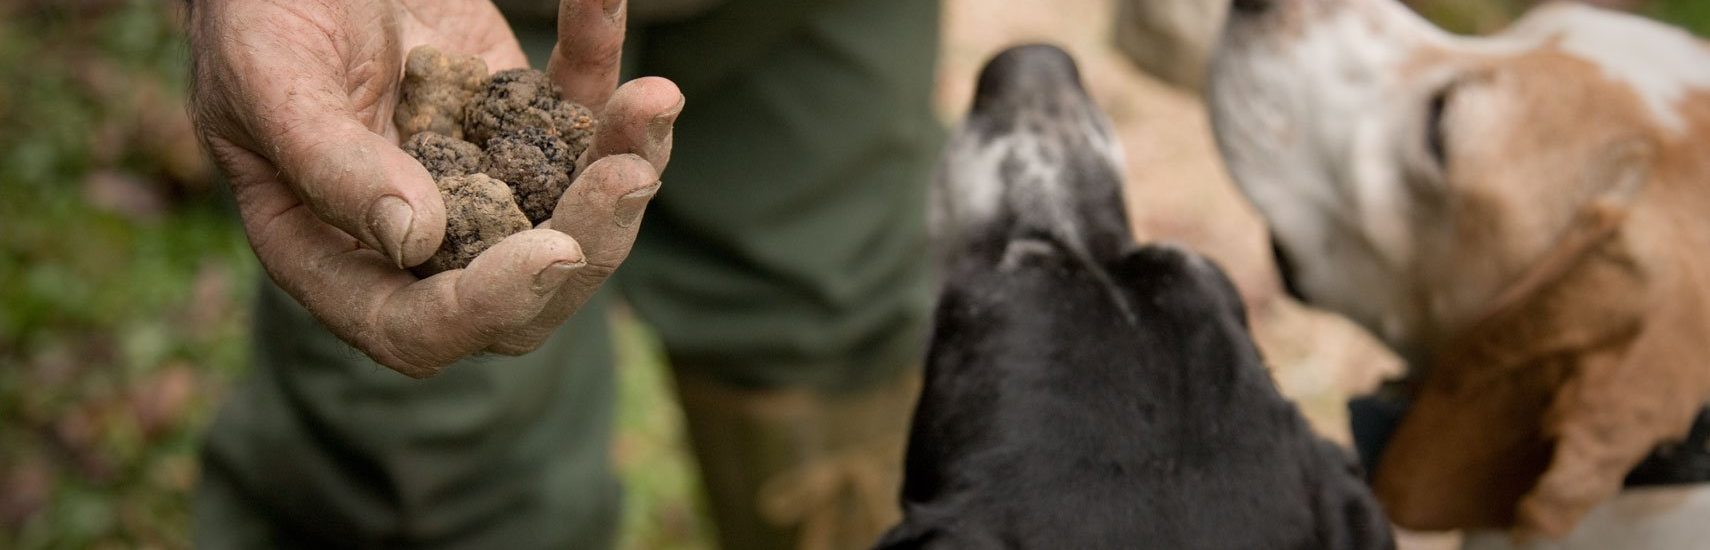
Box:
[189,0,682,378]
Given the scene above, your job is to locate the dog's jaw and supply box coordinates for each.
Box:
[1209,0,1449,351]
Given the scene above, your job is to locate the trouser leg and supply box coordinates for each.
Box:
[672,368,920,550]
[618,1,943,548]
[195,281,621,549]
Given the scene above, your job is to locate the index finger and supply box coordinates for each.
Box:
[548,0,628,109]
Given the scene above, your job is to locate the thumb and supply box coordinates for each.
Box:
[261,109,447,267]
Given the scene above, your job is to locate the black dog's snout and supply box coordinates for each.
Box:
[1232,0,1273,15]
[971,44,1087,115]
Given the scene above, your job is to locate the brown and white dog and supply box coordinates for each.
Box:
[1205,0,1710,544]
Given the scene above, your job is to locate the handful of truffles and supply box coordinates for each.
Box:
[394,45,596,276]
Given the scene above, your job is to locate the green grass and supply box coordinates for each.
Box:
[1651,1,1710,34]
[0,189,254,549]
[0,2,257,545]
[1412,0,1710,34]
[612,319,714,550]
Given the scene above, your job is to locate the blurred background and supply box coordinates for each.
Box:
[1,0,1708,548]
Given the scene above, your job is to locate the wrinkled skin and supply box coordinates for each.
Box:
[188,0,684,378]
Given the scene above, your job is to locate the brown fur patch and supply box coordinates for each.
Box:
[1374,36,1710,536]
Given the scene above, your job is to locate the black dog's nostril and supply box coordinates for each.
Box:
[1232,0,1272,15]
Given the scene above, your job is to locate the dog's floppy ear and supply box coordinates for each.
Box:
[1517,269,1710,536]
[1372,359,1567,530]
[1371,138,1659,531]
[1517,141,1710,532]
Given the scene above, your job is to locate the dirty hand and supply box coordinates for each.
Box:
[188,0,682,378]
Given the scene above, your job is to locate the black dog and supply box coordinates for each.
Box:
[877,45,1394,550]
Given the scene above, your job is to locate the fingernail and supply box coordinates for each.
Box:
[533,260,586,295]
[615,182,660,227]
[647,96,684,149]
[367,196,414,268]
[604,0,624,17]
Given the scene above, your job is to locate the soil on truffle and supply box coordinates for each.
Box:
[394,46,488,140]
[482,127,577,225]
[403,132,484,180]
[413,174,533,277]
[462,68,597,148]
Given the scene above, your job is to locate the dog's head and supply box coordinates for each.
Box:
[1209,0,1710,533]
[887,44,1392,550]
[1209,0,1710,359]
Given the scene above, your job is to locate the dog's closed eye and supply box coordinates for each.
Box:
[1426,85,1453,168]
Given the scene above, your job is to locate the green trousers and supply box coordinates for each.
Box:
[194,0,941,547]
